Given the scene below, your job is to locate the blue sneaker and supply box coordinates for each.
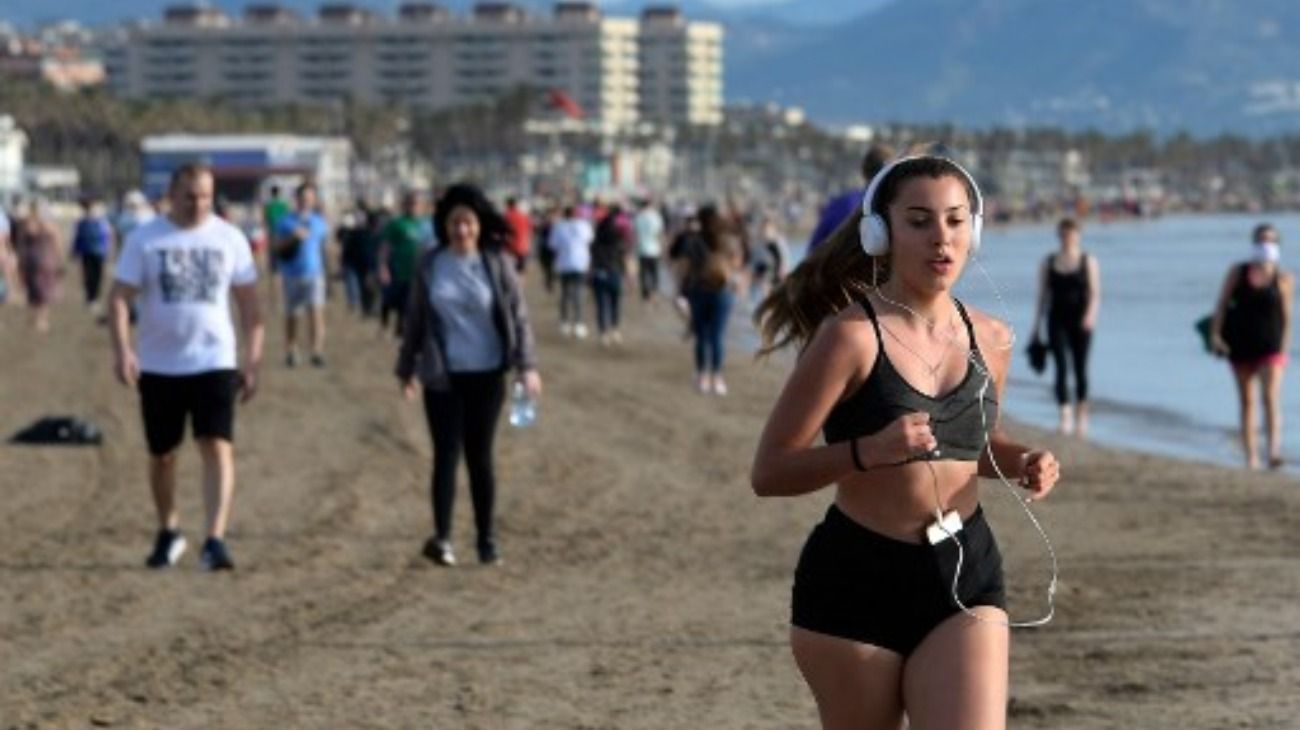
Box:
[145,529,187,569]
[199,537,235,571]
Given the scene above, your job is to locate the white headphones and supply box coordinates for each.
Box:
[859,154,985,256]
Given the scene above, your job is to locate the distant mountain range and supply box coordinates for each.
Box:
[6,0,1300,135]
[728,0,1300,136]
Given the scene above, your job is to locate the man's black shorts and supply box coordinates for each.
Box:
[138,370,240,455]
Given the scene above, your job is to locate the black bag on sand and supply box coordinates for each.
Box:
[1025,336,1048,375]
[9,416,103,446]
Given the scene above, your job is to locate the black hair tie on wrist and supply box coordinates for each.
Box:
[849,437,868,471]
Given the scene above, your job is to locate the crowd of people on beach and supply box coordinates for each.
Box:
[0,141,1293,729]
[0,162,800,569]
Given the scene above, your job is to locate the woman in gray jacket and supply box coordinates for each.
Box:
[396,184,542,566]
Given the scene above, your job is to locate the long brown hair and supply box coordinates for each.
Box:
[754,155,978,356]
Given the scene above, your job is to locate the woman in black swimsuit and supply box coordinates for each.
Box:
[751,151,1060,730]
[1032,217,1101,437]
[1210,223,1294,470]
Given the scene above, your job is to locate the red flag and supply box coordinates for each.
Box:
[548,89,584,119]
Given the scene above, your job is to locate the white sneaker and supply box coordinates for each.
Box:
[712,378,728,397]
[574,323,589,339]
[560,323,573,338]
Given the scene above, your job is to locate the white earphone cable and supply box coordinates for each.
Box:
[872,258,1058,629]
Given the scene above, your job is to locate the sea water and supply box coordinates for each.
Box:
[957,212,1300,470]
[726,212,1300,471]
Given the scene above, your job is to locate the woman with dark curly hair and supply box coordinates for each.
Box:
[396,183,542,566]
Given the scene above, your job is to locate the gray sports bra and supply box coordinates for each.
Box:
[822,297,997,463]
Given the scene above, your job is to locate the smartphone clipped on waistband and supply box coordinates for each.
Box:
[926,510,963,545]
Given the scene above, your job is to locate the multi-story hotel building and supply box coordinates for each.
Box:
[98,2,723,129]
[638,7,722,127]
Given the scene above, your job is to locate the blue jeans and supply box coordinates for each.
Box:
[590,269,622,333]
[689,288,734,374]
[342,265,375,315]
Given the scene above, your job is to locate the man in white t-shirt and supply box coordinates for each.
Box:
[108,163,265,571]
[546,205,593,338]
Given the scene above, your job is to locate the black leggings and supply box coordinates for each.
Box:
[638,256,660,300]
[422,372,506,548]
[382,281,410,336]
[1047,314,1091,405]
[559,272,584,325]
[82,254,105,304]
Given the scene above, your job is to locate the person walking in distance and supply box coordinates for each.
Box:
[0,201,13,305]
[71,196,115,318]
[548,205,594,339]
[108,163,265,571]
[536,205,559,294]
[633,197,666,304]
[751,151,1060,729]
[337,202,377,317]
[396,183,541,566]
[749,213,791,305]
[13,199,65,333]
[1211,223,1294,470]
[274,182,331,367]
[590,203,631,345]
[1031,217,1101,436]
[503,196,533,277]
[378,190,426,338]
[806,144,896,253]
[682,205,743,395]
[262,184,290,311]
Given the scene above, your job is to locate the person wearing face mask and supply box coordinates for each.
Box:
[751,148,1060,729]
[1032,217,1101,437]
[1211,223,1294,470]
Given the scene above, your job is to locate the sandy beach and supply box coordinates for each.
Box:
[2,273,1298,729]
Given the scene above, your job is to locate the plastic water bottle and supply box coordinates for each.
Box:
[508,380,537,428]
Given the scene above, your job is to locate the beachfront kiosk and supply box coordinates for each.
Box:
[140,134,352,212]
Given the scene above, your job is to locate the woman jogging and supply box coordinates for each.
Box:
[751,151,1060,729]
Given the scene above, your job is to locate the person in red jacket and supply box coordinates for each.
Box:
[503,197,533,276]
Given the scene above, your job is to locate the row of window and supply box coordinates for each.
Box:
[132,34,700,52]
[127,49,704,70]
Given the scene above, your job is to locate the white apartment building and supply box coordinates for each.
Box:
[99,2,723,129]
[638,7,722,127]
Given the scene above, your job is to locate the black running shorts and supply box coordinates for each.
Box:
[791,504,1006,657]
[138,370,240,455]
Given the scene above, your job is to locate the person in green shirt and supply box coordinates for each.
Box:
[262,184,291,310]
[378,190,426,337]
